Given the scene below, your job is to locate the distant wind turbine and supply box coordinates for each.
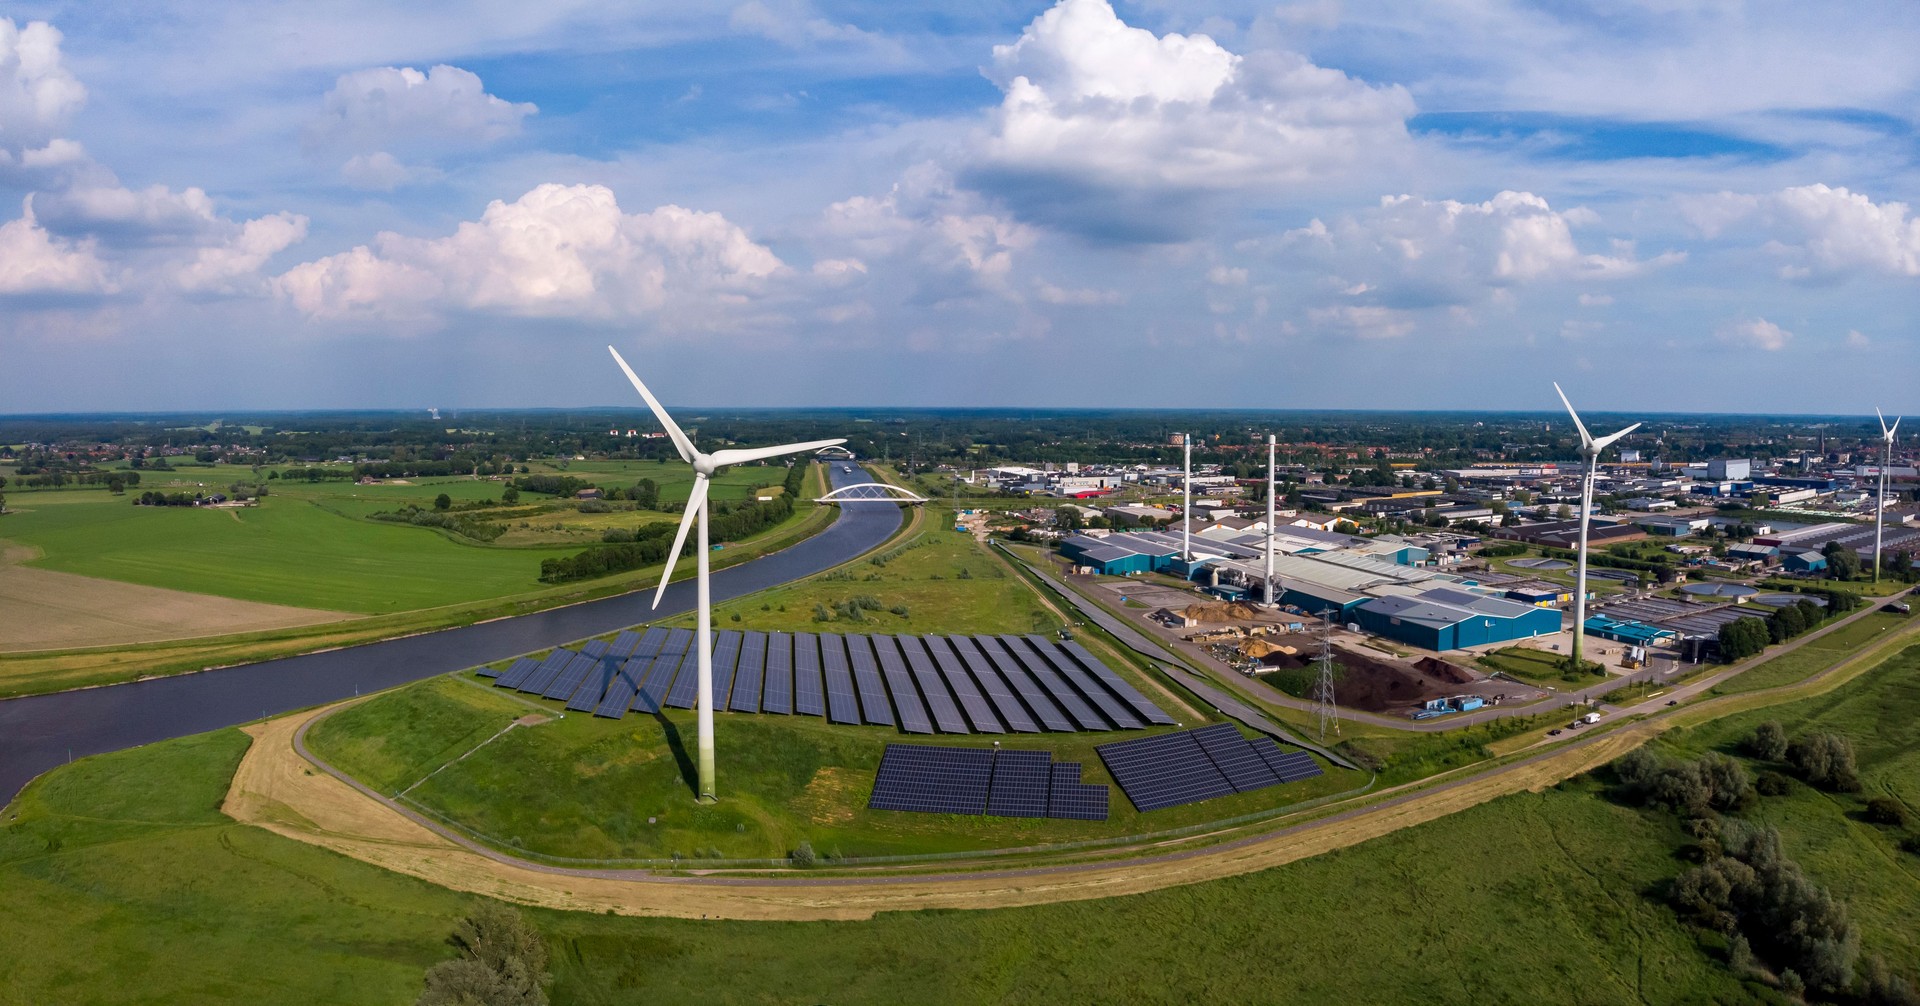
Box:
[1554,383,1640,675]
[609,346,846,802]
[1875,408,1901,583]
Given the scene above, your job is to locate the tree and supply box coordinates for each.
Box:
[1787,732,1860,792]
[501,486,520,504]
[1823,540,1862,580]
[434,493,453,511]
[1556,503,1573,520]
[1746,721,1788,761]
[418,901,550,1006]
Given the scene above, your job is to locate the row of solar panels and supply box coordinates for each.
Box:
[480,629,1175,734]
[866,744,1110,821]
[1095,723,1325,813]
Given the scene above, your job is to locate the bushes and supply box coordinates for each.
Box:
[417,901,550,1006]
[512,474,592,496]
[1613,749,1752,815]
[1744,721,1788,761]
[1671,822,1861,995]
[1787,732,1861,792]
[1864,797,1909,827]
[537,524,676,583]
[368,507,506,542]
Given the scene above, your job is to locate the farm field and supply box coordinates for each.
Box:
[308,673,1352,862]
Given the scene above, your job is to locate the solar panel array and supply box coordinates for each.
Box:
[488,630,1169,734]
[868,744,1110,820]
[1097,723,1324,812]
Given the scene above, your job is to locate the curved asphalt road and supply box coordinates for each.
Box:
[0,463,902,802]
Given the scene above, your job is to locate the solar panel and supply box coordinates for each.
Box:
[867,745,993,815]
[663,646,701,709]
[1251,737,1324,783]
[581,639,610,659]
[710,630,743,710]
[1056,639,1176,725]
[545,651,605,701]
[760,633,794,715]
[609,630,643,656]
[1096,731,1235,812]
[568,654,625,711]
[843,635,896,727]
[871,636,934,734]
[997,635,1108,731]
[818,633,861,725]
[792,632,825,717]
[730,631,767,713]
[484,657,534,681]
[1047,762,1110,821]
[1192,722,1279,793]
[894,636,970,734]
[1023,635,1142,730]
[986,749,1052,817]
[921,636,1004,734]
[626,654,670,714]
[945,636,1037,733]
[972,636,1074,731]
[514,649,576,693]
[593,656,644,718]
[630,626,670,660]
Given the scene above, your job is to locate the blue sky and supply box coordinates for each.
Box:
[3,0,1918,414]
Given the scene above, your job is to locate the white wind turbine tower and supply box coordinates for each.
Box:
[609,346,846,802]
[1553,383,1640,675]
[1874,409,1901,583]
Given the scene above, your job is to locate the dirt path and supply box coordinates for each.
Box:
[0,539,348,651]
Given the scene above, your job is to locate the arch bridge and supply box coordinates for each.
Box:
[814,483,928,506]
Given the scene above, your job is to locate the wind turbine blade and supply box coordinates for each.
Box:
[707,438,849,469]
[1592,423,1642,452]
[1890,416,1902,440]
[1552,382,1593,447]
[651,477,710,609]
[608,346,696,463]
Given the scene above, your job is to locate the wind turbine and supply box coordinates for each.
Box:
[609,346,846,802]
[1553,383,1640,675]
[1874,409,1901,583]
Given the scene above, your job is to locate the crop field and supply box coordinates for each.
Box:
[308,674,1354,862]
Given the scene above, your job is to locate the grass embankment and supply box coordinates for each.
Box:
[0,466,837,698]
[1476,645,1603,684]
[1712,609,1915,696]
[1,722,1746,1004]
[674,512,1054,636]
[308,674,1353,863]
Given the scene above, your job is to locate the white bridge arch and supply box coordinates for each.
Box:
[814,445,857,459]
[814,482,928,505]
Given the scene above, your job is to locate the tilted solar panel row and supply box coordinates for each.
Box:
[1099,727,1326,812]
[1024,634,1143,730]
[972,636,1074,731]
[1192,722,1279,793]
[709,629,743,712]
[844,634,895,727]
[819,633,861,725]
[730,631,767,713]
[872,636,934,734]
[592,657,644,718]
[484,657,535,681]
[896,636,971,734]
[1057,639,1177,725]
[1252,738,1324,784]
[509,648,574,693]
[997,635,1106,731]
[935,635,1025,733]
[761,632,795,715]
[792,631,826,716]
[867,745,1111,821]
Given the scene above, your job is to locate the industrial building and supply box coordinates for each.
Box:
[1352,587,1561,650]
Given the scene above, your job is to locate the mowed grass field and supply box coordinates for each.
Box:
[1,720,1751,1005]
[309,673,1353,862]
[0,490,576,613]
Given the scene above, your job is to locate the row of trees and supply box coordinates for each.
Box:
[1716,598,1827,661]
[537,463,808,583]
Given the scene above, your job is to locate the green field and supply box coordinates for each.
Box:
[1475,645,1600,684]
[310,674,1353,862]
[11,642,1920,1003]
[1712,609,1915,695]
[0,462,823,614]
[675,512,1056,636]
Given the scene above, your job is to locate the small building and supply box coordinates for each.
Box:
[1504,580,1574,607]
[576,488,603,500]
[1635,515,1709,537]
[1708,459,1752,481]
[1782,550,1828,574]
[1726,543,1778,564]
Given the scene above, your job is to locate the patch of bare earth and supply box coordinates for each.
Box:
[0,543,348,651]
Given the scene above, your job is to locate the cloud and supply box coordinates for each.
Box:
[0,202,112,296]
[175,212,308,293]
[1035,280,1123,305]
[814,164,1035,305]
[1577,293,1613,306]
[1281,190,1680,310]
[1718,317,1791,352]
[32,183,227,243]
[0,19,86,152]
[729,1,883,48]
[306,65,535,160]
[967,0,1413,241]
[1683,184,1920,280]
[1308,304,1415,340]
[340,151,442,191]
[1846,329,1869,350]
[275,183,784,324]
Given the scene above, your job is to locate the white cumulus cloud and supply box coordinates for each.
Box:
[0,19,86,153]
[0,201,111,296]
[1683,184,1920,280]
[969,0,1413,241]
[1718,317,1792,352]
[275,183,784,323]
[306,65,535,186]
